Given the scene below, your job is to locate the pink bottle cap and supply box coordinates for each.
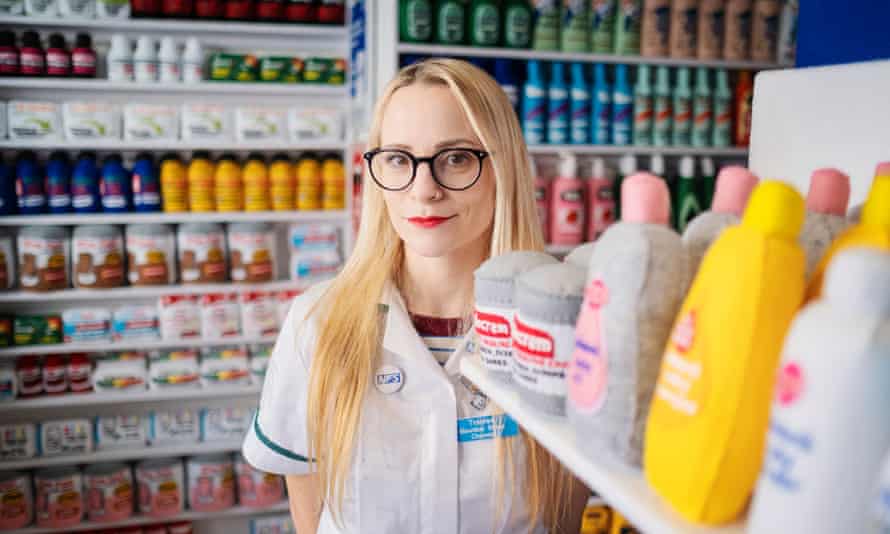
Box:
[712,166,759,215]
[875,161,890,177]
[807,168,850,215]
[621,172,670,225]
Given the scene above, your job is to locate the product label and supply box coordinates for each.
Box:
[569,279,609,413]
[472,5,500,46]
[633,94,653,144]
[653,94,672,145]
[673,96,692,143]
[229,232,275,283]
[36,473,83,524]
[512,313,573,397]
[554,187,585,241]
[85,468,133,521]
[137,463,183,516]
[179,232,226,283]
[654,310,703,416]
[404,1,432,41]
[18,237,67,290]
[504,5,532,47]
[187,460,235,511]
[457,414,519,442]
[437,3,464,43]
[475,305,513,372]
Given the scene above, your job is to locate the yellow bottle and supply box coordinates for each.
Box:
[269,154,295,211]
[580,497,612,534]
[160,154,188,212]
[187,151,216,212]
[321,154,345,210]
[243,153,271,212]
[215,154,244,212]
[295,153,322,211]
[805,163,890,300]
[608,511,640,534]
[644,181,806,525]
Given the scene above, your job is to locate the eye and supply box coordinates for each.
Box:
[384,153,410,168]
[444,151,471,166]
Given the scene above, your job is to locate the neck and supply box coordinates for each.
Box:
[399,234,490,319]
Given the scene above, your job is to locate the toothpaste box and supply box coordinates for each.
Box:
[62,308,112,343]
[200,345,249,387]
[38,418,93,456]
[8,101,62,141]
[148,408,199,445]
[112,305,160,341]
[124,104,179,141]
[200,407,253,441]
[63,101,121,141]
[0,423,36,459]
[159,295,201,340]
[92,352,148,392]
[235,106,287,142]
[149,349,200,390]
[181,103,233,141]
[287,106,343,142]
[94,414,149,450]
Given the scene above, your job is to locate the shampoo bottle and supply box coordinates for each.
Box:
[711,68,732,147]
[611,64,632,146]
[561,0,590,52]
[645,180,806,525]
[652,65,671,146]
[503,0,533,48]
[590,63,612,145]
[568,172,688,466]
[550,152,586,246]
[613,0,642,55]
[547,62,570,144]
[590,0,616,53]
[470,0,501,47]
[640,0,670,57]
[435,0,466,45]
[800,168,851,277]
[674,156,701,233]
[532,0,561,51]
[671,66,692,146]
[587,157,615,241]
[669,0,699,58]
[399,0,434,43]
[569,63,590,144]
[522,60,547,145]
[691,67,712,147]
[632,64,653,146]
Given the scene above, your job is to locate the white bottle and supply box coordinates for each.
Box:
[133,36,158,83]
[25,0,58,16]
[107,35,134,82]
[96,0,130,18]
[181,38,204,84]
[158,37,180,83]
[59,0,94,18]
[747,248,890,534]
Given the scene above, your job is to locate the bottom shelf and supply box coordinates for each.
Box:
[21,501,289,534]
[460,356,745,534]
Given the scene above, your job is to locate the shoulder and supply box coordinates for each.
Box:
[275,279,335,369]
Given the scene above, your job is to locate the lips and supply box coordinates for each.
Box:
[407,216,455,228]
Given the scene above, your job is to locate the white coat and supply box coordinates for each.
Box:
[242,281,546,534]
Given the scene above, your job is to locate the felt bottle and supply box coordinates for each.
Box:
[806,162,890,301]
[513,262,586,416]
[549,152,586,246]
[746,248,890,534]
[644,180,807,525]
[567,172,689,466]
[474,252,559,383]
[800,168,851,278]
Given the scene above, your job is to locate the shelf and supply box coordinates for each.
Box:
[398,43,790,71]
[527,145,749,157]
[0,384,261,412]
[460,356,745,534]
[0,280,302,303]
[0,14,346,38]
[0,78,347,96]
[19,502,290,534]
[0,139,346,152]
[0,209,348,226]
[0,335,277,358]
[0,439,245,470]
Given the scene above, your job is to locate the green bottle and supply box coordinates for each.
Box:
[698,156,716,210]
[400,0,434,43]
[532,0,561,51]
[613,0,641,55]
[590,0,616,53]
[652,65,672,147]
[502,0,533,48]
[691,67,713,147]
[674,155,701,232]
[436,0,467,45]
[633,64,653,146]
[672,66,692,146]
[561,0,590,52]
[470,0,501,47]
[712,69,732,147]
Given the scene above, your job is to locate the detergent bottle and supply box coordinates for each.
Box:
[746,247,890,534]
[800,168,851,277]
[214,154,244,212]
[682,165,758,274]
[270,154,295,211]
[567,172,689,466]
[45,151,71,214]
[644,180,807,525]
[806,162,890,300]
[160,154,188,213]
[71,152,100,213]
[187,152,215,213]
[132,153,161,213]
[100,154,131,213]
[243,153,270,212]
[569,63,590,144]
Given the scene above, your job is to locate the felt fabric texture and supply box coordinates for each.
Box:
[564,242,596,269]
[682,211,740,276]
[475,252,559,307]
[570,222,689,467]
[800,213,851,277]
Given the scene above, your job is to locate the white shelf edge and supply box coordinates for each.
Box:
[527,145,749,157]
[0,384,261,411]
[0,14,346,38]
[0,439,245,470]
[18,501,290,534]
[398,43,791,71]
[0,335,278,358]
[0,78,347,96]
[0,140,347,151]
[460,356,746,534]
[0,280,303,303]
[0,209,349,226]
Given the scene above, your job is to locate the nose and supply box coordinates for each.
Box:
[409,159,444,202]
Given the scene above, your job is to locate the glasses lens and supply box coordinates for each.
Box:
[433,149,482,189]
[370,150,414,190]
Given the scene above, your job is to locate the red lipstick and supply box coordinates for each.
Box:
[407,216,454,228]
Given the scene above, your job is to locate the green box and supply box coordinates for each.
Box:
[14,315,62,346]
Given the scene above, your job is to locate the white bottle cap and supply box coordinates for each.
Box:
[158,36,177,57]
[558,152,577,178]
[184,37,202,56]
[135,35,154,55]
[110,34,129,53]
[701,156,715,177]
[650,154,665,177]
[591,157,606,179]
[823,248,890,315]
[619,154,637,176]
[679,156,695,179]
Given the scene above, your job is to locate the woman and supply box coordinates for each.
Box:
[242,58,588,533]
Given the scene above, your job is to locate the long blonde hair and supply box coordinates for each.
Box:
[307,58,577,531]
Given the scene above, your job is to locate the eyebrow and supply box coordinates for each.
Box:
[381,138,482,151]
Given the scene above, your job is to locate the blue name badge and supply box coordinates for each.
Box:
[457,414,519,443]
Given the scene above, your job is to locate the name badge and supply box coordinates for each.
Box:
[374,364,404,394]
[457,414,519,442]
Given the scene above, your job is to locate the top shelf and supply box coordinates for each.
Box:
[398,43,791,71]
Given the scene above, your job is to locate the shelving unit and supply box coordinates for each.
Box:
[0,140,346,152]
[461,356,746,534]
[0,78,348,96]
[527,145,749,157]
[0,280,302,303]
[0,335,278,358]
[0,209,348,226]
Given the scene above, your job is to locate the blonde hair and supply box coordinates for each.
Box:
[306,58,577,531]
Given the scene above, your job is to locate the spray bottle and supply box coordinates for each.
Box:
[495,59,520,114]
[569,63,590,144]
[561,0,590,52]
[522,60,547,145]
[691,67,713,147]
[652,65,672,146]
[711,68,732,147]
[590,63,611,145]
[672,66,692,146]
[550,152,586,246]
[632,64,653,146]
[611,64,632,146]
[548,62,570,145]
[532,0,561,51]
[613,0,642,55]
[590,0,616,53]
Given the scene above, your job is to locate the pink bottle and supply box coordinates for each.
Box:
[549,152,586,246]
[586,157,615,241]
[801,167,852,276]
[532,157,551,242]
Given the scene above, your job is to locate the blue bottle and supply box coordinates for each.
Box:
[45,151,72,214]
[15,152,45,215]
[0,158,14,216]
[522,60,547,145]
[569,63,590,144]
[132,153,161,212]
[611,63,633,146]
[494,59,520,116]
[590,63,612,145]
[72,152,100,214]
[547,61,569,144]
[100,154,131,213]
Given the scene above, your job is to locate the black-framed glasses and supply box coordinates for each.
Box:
[363,147,489,192]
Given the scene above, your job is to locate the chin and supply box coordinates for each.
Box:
[402,235,461,258]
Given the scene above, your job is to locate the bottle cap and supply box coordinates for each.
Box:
[48,33,66,49]
[679,156,695,179]
[75,33,91,48]
[591,157,606,178]
[621,172,670,225]
[558,152,577,178]
[0,30,13,46]
[712,166,759,215]
[741,180,805,240]
[22,30,40,47]
[861,174,890,228]
[806,168,850,215]
[701,157,715,177]
[823,248,890,314]
[619,154,637,176]
[650,154,665,176]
